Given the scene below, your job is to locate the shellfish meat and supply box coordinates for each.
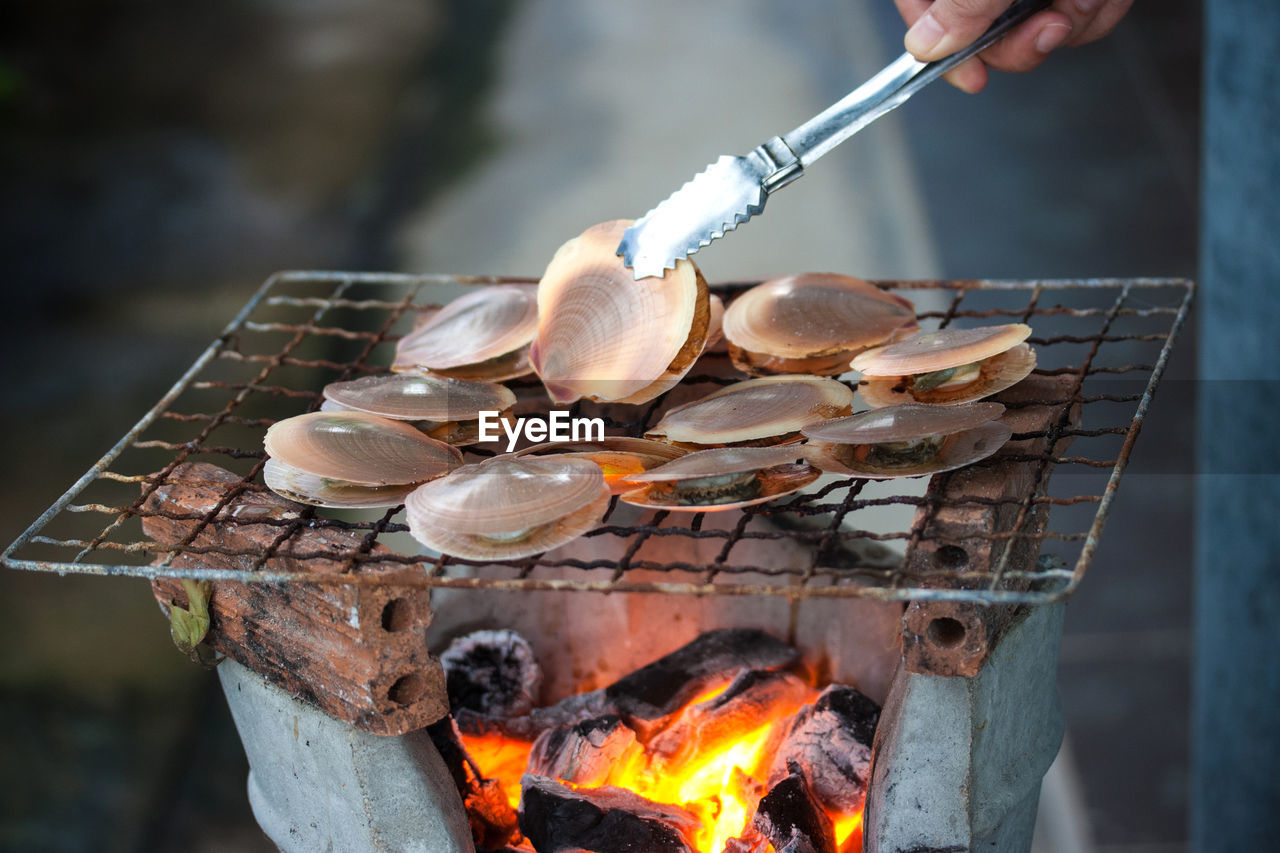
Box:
[620,445,819,511]
[851,323,1036,407]
[514,436,686,494]
[802,401,1012,479]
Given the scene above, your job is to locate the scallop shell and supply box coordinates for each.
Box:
[530,220,710,404]
[801,402,1005,444]
[262,458,422,508]
[619,446,818,511]
[859,343,1036,407]
[702,293,727,352]
[264,411,462,487]
[724,273,918,375]
[404,455,611,560]
[515,437,686,493]
[805,421,1013,479]
[323,373,516,422]
[646,375,854,448]
[393,284,538,380]
[851,324,1031,376]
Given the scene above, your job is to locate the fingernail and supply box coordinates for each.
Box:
[1073,0,1104,12]
[905,12,947,58]
[1036,22,1072,54]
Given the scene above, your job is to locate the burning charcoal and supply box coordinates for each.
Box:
[527,714,640,787]
[768,685,880,815]
[752,769,837,853]
[605,629,797,739]
[519,774,700,853]
[442,629,543,718]
[427,717,521,850]
[648,669,812,768]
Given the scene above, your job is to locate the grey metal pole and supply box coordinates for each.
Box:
[1195,1,1280,848]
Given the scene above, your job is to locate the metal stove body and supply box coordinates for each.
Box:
[3,273,1192,853]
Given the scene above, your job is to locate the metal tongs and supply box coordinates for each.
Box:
[618,0,1052,279]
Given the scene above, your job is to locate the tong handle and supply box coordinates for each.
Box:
[767,0,1053,182]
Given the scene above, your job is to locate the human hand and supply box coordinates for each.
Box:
[894,0,1134,93]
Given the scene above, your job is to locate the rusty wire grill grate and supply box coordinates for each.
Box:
[3,272,1192,604]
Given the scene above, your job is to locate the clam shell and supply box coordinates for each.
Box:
[393,284,538,377]
[801,401,1005,444]
[702,293,726,352]
[724,273,917,375]
[515,437,686,493]
[646,375,854,447]
[805,421,1013,479]
[851,323,1031,376]
[530,220,710,404]
[264,411,462,487]
[262,458,422,508]
[404,455,611,560]
[859,343,1036,407]
[323,373,516,422]
[619,446,818,512]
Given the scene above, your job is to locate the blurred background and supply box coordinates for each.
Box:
[1,1,1199,851]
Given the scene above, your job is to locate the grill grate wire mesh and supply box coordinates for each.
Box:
[2,272,1193,604]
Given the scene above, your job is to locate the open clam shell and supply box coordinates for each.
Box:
[802,402,1012,479]
[619,446,818,511]
[852,324,1035,406]
[322,372,516,446]
[264,411,463,487]
[723,273,918,376]
[262,458,423,508]
[530,220,710,404]
[645,375,855,448]
[393,284,538,381]
[514,437,686,494]
[404,455,611,561]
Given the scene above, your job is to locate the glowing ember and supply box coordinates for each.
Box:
[460,679,868,853]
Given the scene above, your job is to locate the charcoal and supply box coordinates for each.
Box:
[442,629,543,718]
[528,714,639,787]
[768,685,880,814]
[648,669,811,768]
[752,768,837,853]
[455,687,619,742]
[605,629,797,739]
[427,716,521,849]
[519,774,699,853]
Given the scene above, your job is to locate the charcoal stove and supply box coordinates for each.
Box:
[3,272,1192,853]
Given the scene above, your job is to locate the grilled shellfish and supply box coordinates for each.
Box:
[645,375,854,449]
[263,411,462,507]
[321,372,516,446]
[722,273,917,375]
[514,437,686,494]
[852,323,1036,407]
[404,455,610,560]
[619,445,819,511]
[530,220,710,404]
[393,284,538,381]
[802,402,1012,478]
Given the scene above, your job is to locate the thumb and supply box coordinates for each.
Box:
[904,0,1015,61]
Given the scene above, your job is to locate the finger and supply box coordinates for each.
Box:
[904,0,1015,62]
[943,56,990,93]
[893,0,932,27]
[1070,0,1134,45]
[975,9,1075,73]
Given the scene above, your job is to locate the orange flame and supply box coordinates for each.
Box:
[460,682,864,853]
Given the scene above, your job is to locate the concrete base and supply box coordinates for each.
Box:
[218,660,474,853]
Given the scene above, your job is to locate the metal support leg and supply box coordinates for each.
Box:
[865,602,1065,853]
[218,659,475,853]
